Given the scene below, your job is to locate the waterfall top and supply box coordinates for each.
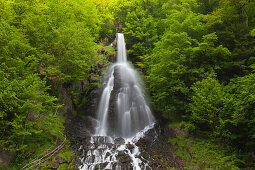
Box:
[117,33,127,63]
[95,33,155,138]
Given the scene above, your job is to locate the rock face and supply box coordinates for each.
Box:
[114,137,125,145]
[107,65,122,136]
[65,39,118,163]
[136,118,186,169]
[0,147,16,167]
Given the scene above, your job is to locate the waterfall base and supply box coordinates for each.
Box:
[79,123,155,170]
[66,114,186,169]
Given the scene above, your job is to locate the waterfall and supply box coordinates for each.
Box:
[79,33,155,170]
[95,33,154,138]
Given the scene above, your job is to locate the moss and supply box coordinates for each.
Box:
[152,154,159,160]
[58,163,69,170]
[56,144,74,163]
[39,162,52,169]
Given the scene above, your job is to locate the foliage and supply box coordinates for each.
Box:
[189,74,229,135]
[16,0,101,81]
[0,0,112,168]
[169,135,240,169]
[187,73,255,167]
[226,74,255,152]
[113,0,255,167]
[0,17,59,151]
[146,26,230,116]
[1,0,255,168]
[92,0,116,41]
[0,75,60,151]
[110,0,169,61]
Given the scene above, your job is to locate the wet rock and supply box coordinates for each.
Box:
[135,118,186,169]
[126,143,135,150]
[118,150,125,156]
[107,65,126,136]
[105,152,111,158]
[100,162,109,169]
[80,128,91,137]
[112,38,117,49]
[119,154,132,164]
[103,38,110,46]
[114,137,125,145]
[107,54,115,62]
[84,116,98,134]
[113,66,122,90]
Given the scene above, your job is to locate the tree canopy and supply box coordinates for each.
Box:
[1,0,255,168]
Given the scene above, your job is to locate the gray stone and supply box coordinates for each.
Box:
[114,137,125,145]
[117,150,125,156]
[126,143,134,150]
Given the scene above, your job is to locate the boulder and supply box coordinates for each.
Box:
[114,137,125,145]
[117,150,125,156]
[126,143,134,150]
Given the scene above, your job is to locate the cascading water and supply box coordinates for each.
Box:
[79,33,155,170]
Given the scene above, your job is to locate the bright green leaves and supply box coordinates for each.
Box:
[0,0,103,153]
[0,75,59,151]
[227,74,255,148]
[146,31,191,113]
[123,7,158,57]
[111,0,167,60]
[189,75,229,135]
[51,22,97,80]
[0,21,37,79]
[93,0,116,41]
[146,19,230,116]
[189,32,231,71]
[18,0,100,81]
[189,73,255,152]
[251,29,255,36]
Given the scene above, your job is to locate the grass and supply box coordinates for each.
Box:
[168,132,241,169]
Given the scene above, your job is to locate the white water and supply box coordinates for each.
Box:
[79,123,155,170]
[79,33,155,170]
[96,33,154,138]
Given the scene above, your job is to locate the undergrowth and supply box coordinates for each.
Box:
[168,124,241,169]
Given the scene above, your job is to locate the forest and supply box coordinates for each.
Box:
[0,0,255,169]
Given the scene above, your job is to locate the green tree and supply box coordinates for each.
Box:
[0,19,59,151]
[111,0,168,61]
[16,0,100,81]
[0,75,59,151]
[144,1,230,116]
[226,73,255,152]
